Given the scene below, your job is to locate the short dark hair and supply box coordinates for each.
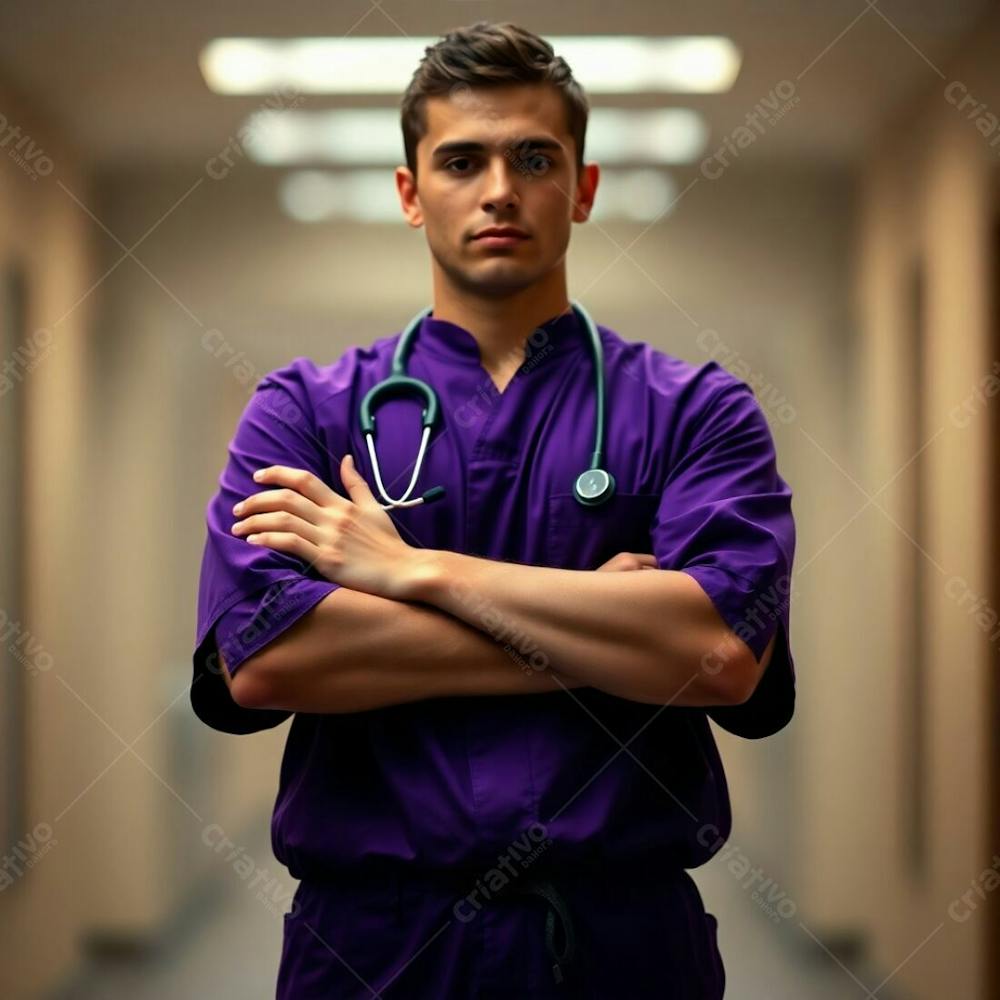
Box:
[400,21,589,179]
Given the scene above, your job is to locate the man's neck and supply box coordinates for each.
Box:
[430,279,572,375]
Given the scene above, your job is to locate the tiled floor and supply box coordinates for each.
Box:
[51,828,905,1000]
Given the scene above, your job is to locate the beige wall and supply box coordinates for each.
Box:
[846,10,1000,998]
[0,76,102,995]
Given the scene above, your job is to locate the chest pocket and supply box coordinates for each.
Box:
[543,492,662,570]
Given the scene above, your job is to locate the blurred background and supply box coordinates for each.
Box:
[1,1,998,997]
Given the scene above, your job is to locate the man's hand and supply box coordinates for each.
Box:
[230,455,417,599]
[596,552,659,572]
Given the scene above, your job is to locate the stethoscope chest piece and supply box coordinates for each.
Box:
[573,467,616,506]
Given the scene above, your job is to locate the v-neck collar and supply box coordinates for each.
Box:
[414,306,588,371]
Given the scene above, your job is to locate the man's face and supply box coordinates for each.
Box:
[397,83,598,298]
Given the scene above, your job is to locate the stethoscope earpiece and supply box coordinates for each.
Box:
[360,301,613,510]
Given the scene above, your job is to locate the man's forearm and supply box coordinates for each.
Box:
[402,553,757,707]
[232,586,588,714]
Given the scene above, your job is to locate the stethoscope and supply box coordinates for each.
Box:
[358,299,616,510]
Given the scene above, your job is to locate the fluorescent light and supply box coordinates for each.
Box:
[244,110,404,164]
[590,169,679,223]
[243,108,707,166]
[277,167,679,224]
[200,36,740,95]
[279,170,398,222]
[586,109,707,164]
[550,37,740,93]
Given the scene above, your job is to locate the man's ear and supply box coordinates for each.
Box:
[572,162,599,223]
[396,165,424,228]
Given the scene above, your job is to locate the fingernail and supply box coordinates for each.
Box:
[253,469,264,480]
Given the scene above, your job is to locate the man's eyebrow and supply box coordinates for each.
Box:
[431,137,564,158]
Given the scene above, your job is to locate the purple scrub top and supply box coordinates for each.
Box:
[192,307,796,883]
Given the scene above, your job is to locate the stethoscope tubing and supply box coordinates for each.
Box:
[359,300,609,509]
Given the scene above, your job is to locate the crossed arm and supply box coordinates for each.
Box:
[218,457,775,715]
[222,549,775,715]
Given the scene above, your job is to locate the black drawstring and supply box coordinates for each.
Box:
[511,878,577,985]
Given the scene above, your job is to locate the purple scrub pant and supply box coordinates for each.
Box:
[276,860,725,999]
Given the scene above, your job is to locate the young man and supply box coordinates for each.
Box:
[192,21,796,999]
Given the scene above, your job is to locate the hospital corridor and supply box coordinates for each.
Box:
[1,2,999,998]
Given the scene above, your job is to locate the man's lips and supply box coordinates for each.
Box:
[471,229,530,247]
[472,227,530,240]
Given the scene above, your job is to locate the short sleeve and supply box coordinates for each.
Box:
[192,360,342,734]
[650,374,796,738]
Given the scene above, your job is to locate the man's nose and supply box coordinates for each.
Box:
[480,157,520,210]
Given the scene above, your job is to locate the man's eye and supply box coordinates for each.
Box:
[514,152,553,174]
[445,158,474,173]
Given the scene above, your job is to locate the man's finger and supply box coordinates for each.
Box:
[233,511,323,546]
[340,454,378,507]
[251,465,343,507]
[232,487,324,526]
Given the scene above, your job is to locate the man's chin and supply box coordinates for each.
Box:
[468,274,538,299]
[454,260,541,298]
